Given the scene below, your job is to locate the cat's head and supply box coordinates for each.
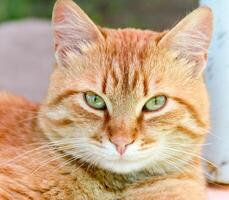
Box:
[39,0,213,174]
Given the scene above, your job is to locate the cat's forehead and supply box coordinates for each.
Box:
[102,28,162,54]
[63,29,168,101]
[88,29,164,97]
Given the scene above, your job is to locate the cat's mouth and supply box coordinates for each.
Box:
[76,148,161,174]
[60,138,164,173]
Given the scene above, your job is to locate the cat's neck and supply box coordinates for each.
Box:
[77,162,155,191]
[65,158,180,192]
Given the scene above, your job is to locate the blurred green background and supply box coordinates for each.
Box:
[0,0,198,30]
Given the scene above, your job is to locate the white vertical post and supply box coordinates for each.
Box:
[200,0,229,184]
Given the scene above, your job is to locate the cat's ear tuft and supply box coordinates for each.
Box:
[158,7,213,75]
[52,0,104,64]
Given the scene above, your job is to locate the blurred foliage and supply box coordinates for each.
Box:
[0,0,54,21]
[0,0,198,29]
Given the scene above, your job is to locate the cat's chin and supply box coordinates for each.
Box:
[96,157,154,174]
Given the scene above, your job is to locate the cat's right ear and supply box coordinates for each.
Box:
[158,7,213,76]
[52,0,104,65]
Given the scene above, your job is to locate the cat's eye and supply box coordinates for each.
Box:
[84,91,106,110]
[143,95,167,112]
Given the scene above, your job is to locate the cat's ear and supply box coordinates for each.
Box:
[158,7,213,75]
[52,0,104,64]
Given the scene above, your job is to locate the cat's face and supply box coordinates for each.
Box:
[39,0,212,174]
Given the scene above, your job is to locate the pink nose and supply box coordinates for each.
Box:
[109,135,134,155]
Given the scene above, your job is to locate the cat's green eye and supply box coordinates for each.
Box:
[144,95,167,112]
[84,91,106,110]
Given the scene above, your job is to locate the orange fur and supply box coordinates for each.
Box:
[0,0,213,199]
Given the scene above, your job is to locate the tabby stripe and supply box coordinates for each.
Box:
[102,110,110,130]
[145,110,183,125]
[48,90,79,106]
[131,70,139,90]
[176,125,203,139]
[71,103,103,120]
[111,69,119,87]
[122,59,130,94]
[48,118,74,127]
[142,68,149,96]
[102,68,108,93]
[170,96,206,128]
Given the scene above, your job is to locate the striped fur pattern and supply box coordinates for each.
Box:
[0,0,213,199]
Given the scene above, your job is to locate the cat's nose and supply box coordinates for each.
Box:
[109,135,134,155]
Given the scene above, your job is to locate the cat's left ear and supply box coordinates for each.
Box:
[52,0,104,64]
[158,7,213,75]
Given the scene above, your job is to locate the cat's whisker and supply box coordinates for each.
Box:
[16,116,42,124]
[73,158,91,174]
[41,152,84,175]
[84,153,98,174]
[163,150,199,169]
[164,147,217,168]
[165,143,212,147]
[0,107,39,114]
[5,144,55,164]
[5,140,85,166]
[152,160,166,175]
[0,121,21,134]
[25,144,72,165]
[159,151,214,179]
[25,139,98,152]
[154,148,226,190]
[161,155,186,176]
[55,157,77,171]
[31,151,72,175]
[163,147,217,170]
[58,152,99,176]
[164,152,229,189]
[26,140,74,148]
[207,132,229,145]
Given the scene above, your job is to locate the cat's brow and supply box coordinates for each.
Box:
[48,90,80,106]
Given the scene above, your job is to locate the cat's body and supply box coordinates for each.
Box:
[0,0,213,199]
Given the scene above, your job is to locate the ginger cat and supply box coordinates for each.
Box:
[0,0,213,199]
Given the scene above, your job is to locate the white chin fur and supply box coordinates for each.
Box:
[96,157,156,174]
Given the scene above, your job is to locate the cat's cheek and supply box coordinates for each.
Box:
[45,105,71,121]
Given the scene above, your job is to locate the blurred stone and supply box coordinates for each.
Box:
[0,19,54,102]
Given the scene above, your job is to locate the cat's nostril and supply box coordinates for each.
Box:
[109,136,134,155]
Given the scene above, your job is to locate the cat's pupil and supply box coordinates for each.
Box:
[94,96,99,102]
[90,95,96,102]
[89,95,99,103]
